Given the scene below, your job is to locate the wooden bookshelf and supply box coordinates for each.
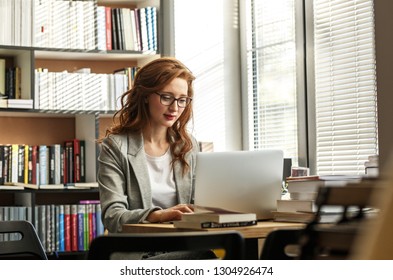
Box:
[0,0,162,257]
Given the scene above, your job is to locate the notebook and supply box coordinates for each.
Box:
[194,150,284,220]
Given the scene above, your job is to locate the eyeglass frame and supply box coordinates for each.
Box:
[153,92,193,108]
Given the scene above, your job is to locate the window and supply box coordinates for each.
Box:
[243,0,300,166]
[311,0,378,175]
[243,0,378,175]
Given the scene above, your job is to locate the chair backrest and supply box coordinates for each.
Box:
[87,231,245,260]
[299,182,379,260]
[0,220,48,260]
[260,228,302,260]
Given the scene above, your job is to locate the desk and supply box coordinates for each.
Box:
[122,221,305,259]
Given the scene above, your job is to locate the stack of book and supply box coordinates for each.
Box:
[173,206,257,229]
[272,175,362,223]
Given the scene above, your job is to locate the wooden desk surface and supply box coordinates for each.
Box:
[122,221,305,239]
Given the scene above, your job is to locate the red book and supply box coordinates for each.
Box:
[105,6,112,50]
[64,205,71,252]
[70,204,78,251]
[64,139,81,183]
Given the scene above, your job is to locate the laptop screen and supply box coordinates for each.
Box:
[194,150,284,220]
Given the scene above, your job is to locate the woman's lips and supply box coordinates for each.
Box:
[164,114,176,121]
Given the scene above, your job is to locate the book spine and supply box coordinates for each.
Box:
[0,58,5,96]
[0,145,4,185]
[95,203,104,236]
[17,144,25,183]
[11,144,18,183]
[49,145,55,184]
[59,204,65,252]
[73,139,81,183]
[111,8,118,50]
[84,204,89,250]
[201,220,257,228]
[105,6,112,50]
[54,144,61,184]
[64,205,71,252]
[39,145,48,186]
[3,145,10,184]
[79,140,86,182]
[77,204,84,251]
[71,204,78,252]
[27,145,32,184]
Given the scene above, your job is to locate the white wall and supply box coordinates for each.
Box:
[174,0,242,151]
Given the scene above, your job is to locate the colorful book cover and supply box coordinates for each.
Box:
[64,204,71,252]
[77,204,85,251]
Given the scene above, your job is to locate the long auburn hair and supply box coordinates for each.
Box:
[106,57,196,175]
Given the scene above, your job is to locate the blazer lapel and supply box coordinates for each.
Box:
[127,133,152,208]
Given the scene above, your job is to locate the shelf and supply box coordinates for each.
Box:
[35,49,159,61]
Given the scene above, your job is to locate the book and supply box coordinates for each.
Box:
[272,211,321,223]
[276,199,317,213]
[286,175,362,193]
[289,192,317,200]
[39,145,49,186]
[0,145,5,185]
[7,99,33,109]
[58,204,65,252]
[105,6,112,50]
[70,204,78,252]
[173,220,257,229]
[95,203,104,236]
[39,184,64,190]
[17,144,25,183]
[271,210,349,224]
[0,145,10,184]
[77,204,85,251]
[6,182,39,190]
[0,184,24,190]
[180,205,257,224]
[0,58,5,96]
[65,182,98,189]
[64,204,71,252]
[276,199,345,214]
[64,139,83,183]
[0,99,7,108]
[11,144,19,183]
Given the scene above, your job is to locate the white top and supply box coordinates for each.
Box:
[145,149,177,209]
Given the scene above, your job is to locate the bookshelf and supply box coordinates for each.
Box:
[0,0,162,258]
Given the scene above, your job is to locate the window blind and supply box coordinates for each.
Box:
[245,0,299,165]
[313,0,378,175]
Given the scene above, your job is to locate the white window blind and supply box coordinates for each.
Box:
[245,0,299,165]
[313,0,378,175]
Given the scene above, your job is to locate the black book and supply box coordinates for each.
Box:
[111,8,118,50]
[0,145,4,185]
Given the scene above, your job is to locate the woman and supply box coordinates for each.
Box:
[97,57,214,259]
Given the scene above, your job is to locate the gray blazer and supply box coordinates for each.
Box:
[97,132,199,233]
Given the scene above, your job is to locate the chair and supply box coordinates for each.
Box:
[87,230,245,260]
[0,220,48,260]
[299,181,378,260]
[260,228,302,260]
[260,181,379,260]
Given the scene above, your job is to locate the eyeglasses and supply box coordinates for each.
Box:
[154,92,192,108]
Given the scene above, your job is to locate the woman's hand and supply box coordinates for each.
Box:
[147,204,194,223]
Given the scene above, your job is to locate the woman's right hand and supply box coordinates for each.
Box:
[147,204,194,223]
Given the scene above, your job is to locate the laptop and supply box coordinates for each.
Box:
[194,150,284,220]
